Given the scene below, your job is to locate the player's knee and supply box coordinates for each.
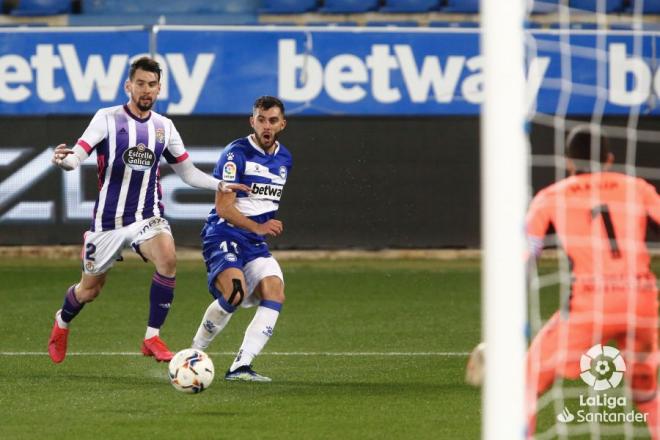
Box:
[157,253,177,277]
[261,279,285,303]
[631,364,658,402]
[633,389,657,403]
[224,278,245,307]
[264,290,285,304]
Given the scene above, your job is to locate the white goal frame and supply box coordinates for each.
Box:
[481,0,528,439]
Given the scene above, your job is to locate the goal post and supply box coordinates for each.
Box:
[481,0,528,439]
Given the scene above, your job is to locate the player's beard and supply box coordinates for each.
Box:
[256,131,277,150]
[135,96,154,112]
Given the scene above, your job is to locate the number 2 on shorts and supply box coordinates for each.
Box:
[85,243,97,261]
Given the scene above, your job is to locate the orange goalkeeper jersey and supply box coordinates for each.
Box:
[527,172,660,278]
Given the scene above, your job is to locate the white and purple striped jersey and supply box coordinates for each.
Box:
[76,104,189,232]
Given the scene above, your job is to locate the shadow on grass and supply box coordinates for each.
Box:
[185,410,240,417]
[222,380,466,396]
[98,408,240,417]
[22,372,166,387]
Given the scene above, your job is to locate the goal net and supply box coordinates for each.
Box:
[521,1,660,439]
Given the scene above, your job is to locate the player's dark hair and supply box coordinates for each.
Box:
[565,124,610,164]
[129,57,161,82]
[253,96,285,116]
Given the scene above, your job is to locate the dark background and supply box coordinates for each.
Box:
[0,116,658,248]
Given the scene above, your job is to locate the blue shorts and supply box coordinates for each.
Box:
[202,233,272,299]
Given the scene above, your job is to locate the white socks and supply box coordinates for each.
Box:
[145,326,160,339]
[55,310,68,329]
[192,300,233,350]
[229,305,280,372]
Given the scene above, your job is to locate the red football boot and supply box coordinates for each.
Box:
[141,335,173,362]
[48,311,69,364]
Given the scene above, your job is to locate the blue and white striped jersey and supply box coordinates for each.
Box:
[204,135,293,242]
[76,105,189,232]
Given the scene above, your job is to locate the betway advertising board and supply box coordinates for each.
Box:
[0,26,658,115]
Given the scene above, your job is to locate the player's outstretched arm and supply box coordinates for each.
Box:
[218,181,252,194]
[215,191,283,237]
[170,160,250,193]
[52,143,88,171]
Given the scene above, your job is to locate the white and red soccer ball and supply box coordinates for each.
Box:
[168,349,215,394]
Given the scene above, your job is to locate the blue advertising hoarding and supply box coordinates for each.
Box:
[530,31,660,116]
[0,27,149,114]
[0,26,658,116]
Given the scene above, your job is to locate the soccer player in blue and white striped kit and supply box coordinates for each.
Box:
[47,57,248,364]
[191,96,292,382]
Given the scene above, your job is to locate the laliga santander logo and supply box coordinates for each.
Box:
[580,344,626,391]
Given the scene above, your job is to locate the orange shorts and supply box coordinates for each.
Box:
[527,276,658,398]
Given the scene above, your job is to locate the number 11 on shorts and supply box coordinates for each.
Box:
[219,241,239,254]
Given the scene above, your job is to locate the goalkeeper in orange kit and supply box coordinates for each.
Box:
[525,125,660,437]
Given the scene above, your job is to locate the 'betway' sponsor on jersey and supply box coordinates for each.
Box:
[278,39,660,108]
[251,183,283,201]
[0,44,214,114]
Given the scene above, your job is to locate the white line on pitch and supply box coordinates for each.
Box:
[0,351,468,357]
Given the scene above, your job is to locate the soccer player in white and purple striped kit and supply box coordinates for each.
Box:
[47,57,248,364]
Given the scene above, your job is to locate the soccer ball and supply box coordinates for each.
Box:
[168,349,215,394]
[465,342,485,387]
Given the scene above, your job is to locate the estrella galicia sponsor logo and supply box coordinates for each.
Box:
[225,253,237,262]
[250,182,283,201]
[122,144,155,171]
[556,344,648,424]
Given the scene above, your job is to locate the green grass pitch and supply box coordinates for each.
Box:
[0,257,483,440]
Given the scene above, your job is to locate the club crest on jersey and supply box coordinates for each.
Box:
[223,162,237,181]
[155,128,165,144]
[279,166,287,180]
[122,144,155,172]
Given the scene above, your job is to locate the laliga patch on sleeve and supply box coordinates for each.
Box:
[223,162,237,181]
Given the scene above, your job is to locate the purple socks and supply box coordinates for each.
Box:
[60,285,84,323]
[148,272,175,328]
